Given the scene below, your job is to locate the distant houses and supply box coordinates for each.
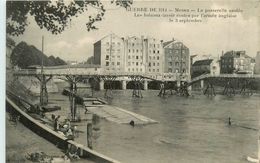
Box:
[191,59,220,78]
[220,51,254,74]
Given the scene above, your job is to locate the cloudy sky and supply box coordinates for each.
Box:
[9,0,260,62]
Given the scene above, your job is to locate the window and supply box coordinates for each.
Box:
[132,68,134,71]
[182,69,186,73]
[132,43,134,46]
[149,69,151,72]
[175,68,179,73]
[137,49,139,53]
[128,62,131,66]
[106,42,109,45]
[169,62,172,66]
[117,55,120,58]
[157,63,159,66]
[168,68,172,72]
[140,68,142,72]
[111,62,114,65]
[129,49,131,53]
[136,56,139,59]
[157,69,159,72]
[153,69,155,72]
[117,42,121,46]
[153,50,156,54]
[153,62,155,66]
[175,62,179,66]
[183,62,186,65]
[128,55,131,59]
[128,68,130,72]
[106,55,109,60]
[136,68,138,71]
[106,62,109,66]
[153,56,155,60]
[149,62,151,67]
[149,56,151,60]
[157,50,160,54]
[117,62,120,65]
[132,49,135,53]
[157,56,159,60]
[176,56,179,60]
[136,62,139,66]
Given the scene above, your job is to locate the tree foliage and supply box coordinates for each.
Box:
[6,0,132,36]
[11,41,67,68]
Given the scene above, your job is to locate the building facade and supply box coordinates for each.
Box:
[220,51,254,74]
[125,36,146,73]
[145,37,164,74]
[163,40,190,76]
[93,33,125,72]
[191,59,220,78]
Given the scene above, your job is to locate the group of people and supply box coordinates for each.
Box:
[52,115,78,140]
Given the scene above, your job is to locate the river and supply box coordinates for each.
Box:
[74,90,259,163]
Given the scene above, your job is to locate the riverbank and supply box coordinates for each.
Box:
[6,113,64,162]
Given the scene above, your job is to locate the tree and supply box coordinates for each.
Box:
[6,0,132,36]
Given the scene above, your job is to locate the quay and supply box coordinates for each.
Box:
[6,96,121,163]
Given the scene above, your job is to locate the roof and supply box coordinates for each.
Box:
[163,40,174,47]
[222,51,247,58]
[193,59,213,66]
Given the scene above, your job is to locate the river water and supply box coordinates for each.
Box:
[75,90,259,163]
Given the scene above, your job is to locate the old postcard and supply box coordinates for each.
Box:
[5,0,260,162]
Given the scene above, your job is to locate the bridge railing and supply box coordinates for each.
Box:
[14,69,191,81]
[190,73,260,84]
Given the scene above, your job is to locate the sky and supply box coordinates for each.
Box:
[9,0,260,62]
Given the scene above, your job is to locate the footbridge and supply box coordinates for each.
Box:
[186,73,260,96]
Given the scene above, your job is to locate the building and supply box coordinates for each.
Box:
[191,59,220,78]
[125,36,146,73]
[93,33,125,72]
[254,51,260,74]
[163,39,190,76]
[145,37,164,73]
[220,51,254,74]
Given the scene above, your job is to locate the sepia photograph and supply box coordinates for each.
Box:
[5,0,260,162]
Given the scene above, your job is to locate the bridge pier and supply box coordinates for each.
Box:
[35,74,52,106]
[143,80,148,90]
[99,80,104,90]
[200,80,204,90]
[223,79,235,96]
[122,80,127,90]
[203,80,216,96]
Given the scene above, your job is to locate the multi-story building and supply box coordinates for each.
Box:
[220,51,254,74]
[93,33,125,72]
[125,36,146,73]
[163,39,190,75]
[191,59,220,78]
[254,51,260,74]
[145,37,164,73]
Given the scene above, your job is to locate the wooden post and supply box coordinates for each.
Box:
[87,122,93,149]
